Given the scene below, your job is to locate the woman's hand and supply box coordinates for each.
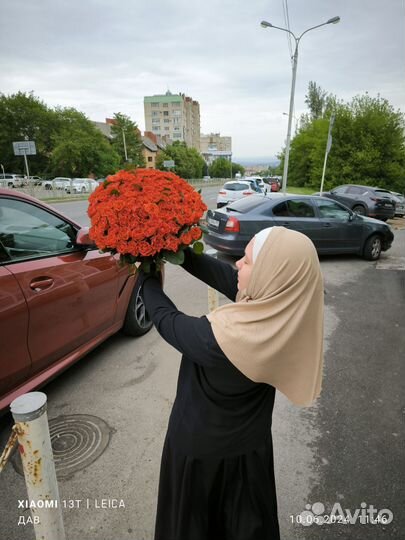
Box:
[137,262,165,288]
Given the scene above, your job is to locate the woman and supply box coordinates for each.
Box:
[140,226,324,540]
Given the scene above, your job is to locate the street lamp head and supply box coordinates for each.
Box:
[327,16,340,24]
[260,20,273,28]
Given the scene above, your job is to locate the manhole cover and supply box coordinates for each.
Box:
[12,414,112,479]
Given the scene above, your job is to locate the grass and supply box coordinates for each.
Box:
[43,195,89,203]
[286,186,316,195]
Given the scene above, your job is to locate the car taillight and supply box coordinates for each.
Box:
[225,217,240,232]
[242,191,253,195]
[219,190,227,195]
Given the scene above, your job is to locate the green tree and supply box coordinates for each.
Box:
[156,141,205,178]
[281,87,405,192]
[304,81,328,121]
[231,162,245,177]
[50,108,120,177]
[110,112,145,168]
[0,92,59,176]
[209,158,232,178]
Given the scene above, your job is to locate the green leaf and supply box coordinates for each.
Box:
[193,241,204,255]
[140,260,151,273]
[163,249,185,265]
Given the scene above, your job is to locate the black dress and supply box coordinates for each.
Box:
[141,248,280,540]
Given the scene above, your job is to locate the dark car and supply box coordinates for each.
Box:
[204,194,394,260]
[318,184,395,221]
[0,189,155,412]
[389,191,405,218]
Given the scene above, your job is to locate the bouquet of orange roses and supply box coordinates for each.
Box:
[88,168,207,273]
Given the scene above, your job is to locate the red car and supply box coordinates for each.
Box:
[0,189,153,412]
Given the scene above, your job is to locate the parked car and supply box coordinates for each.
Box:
[0,188,156,412]
[317,184,395,221]
[26,176,44,186]
[65,178,98,194]
[217,180,264,208]
[0,174,27,189]
[246,176,270,194]
[245,178,264,194]
[42,177,72,190]
[389,191,405,218]
[205,194,394,261]
[245,177,268,193]
[203,175,211,181]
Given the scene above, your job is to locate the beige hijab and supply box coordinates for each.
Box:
[206,226,324,407]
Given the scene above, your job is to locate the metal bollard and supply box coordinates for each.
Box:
[11,392,66,540]
[205,249,219,312]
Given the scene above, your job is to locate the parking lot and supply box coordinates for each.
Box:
[0,191,404,540]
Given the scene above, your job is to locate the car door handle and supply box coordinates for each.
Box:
[30,277,54,292]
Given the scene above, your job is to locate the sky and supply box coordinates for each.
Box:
[1,0,404,161]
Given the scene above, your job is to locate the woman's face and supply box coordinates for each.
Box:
[235,238,254,291]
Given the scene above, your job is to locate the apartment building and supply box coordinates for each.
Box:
[144,91,200,150]
[200,132,232,165]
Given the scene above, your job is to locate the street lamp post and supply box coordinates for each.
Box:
[122,129,128,161]
[261,16,340,195]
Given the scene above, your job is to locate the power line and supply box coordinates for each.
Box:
[282,0,293,63]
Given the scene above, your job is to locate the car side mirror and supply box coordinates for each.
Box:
[76,227,95,247]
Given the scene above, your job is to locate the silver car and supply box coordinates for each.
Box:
[65,178,98,194]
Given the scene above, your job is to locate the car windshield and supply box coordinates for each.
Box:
[226,196,267,213]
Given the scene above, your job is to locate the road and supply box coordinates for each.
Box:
[0,190,404,540]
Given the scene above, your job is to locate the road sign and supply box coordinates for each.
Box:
[163,160,175,168]
[13,141,37,156]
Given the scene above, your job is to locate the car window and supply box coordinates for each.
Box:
[375,189,392,198]
[331,186,348,195]
[272,201,289,217]
[248,182,261,193]
[234,183,250,191]
[287,200,315,218]
[315,199,351,220]
[0,198,78,262]
[346,186,366,195]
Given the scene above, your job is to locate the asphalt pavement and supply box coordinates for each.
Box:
[0,192,404,540]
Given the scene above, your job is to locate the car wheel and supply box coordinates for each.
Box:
[121,280,153,337]
[45,184,52,190]
[353,205,366,216]
[81,186,86,193]
[8,182,14,188]
[363,234,382,261]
